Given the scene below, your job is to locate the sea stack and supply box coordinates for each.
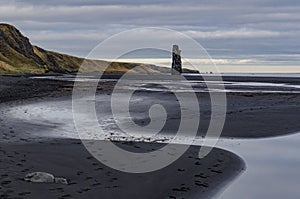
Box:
[171,45,182,75]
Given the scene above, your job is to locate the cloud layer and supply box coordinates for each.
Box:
[1,0,299,68]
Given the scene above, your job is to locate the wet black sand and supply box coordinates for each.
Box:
[1,74,300,198]
[0,139,244,199]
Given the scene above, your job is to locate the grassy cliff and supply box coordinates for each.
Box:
[0,23,168,74]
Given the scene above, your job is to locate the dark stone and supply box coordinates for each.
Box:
[171,45,182,74]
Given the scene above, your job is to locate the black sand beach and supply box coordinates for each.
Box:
[1,74,300,198]
[0,139,244,199]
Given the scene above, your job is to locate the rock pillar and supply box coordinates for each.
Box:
[171,45,182,74]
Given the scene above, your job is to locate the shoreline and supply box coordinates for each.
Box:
[1,75,300,139]
[0,75,246,198]
[1,74,300,198]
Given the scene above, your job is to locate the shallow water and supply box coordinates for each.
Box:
[32,75,300,94]
[185,73,300,78]
[216,133,300,199]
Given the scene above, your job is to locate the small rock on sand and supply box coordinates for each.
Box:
[24,172,54,183]
[24,172,68,185]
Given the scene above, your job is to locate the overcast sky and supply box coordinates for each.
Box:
[1,0,300,71]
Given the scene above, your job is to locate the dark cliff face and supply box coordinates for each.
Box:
[0,24,43,65]
[0,23,84,73]
[0,23,46,73]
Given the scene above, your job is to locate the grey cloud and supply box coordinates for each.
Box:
[0,0,299,66]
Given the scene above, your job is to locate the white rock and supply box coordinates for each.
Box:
[24,172,54,183]
[24,172,68,185]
